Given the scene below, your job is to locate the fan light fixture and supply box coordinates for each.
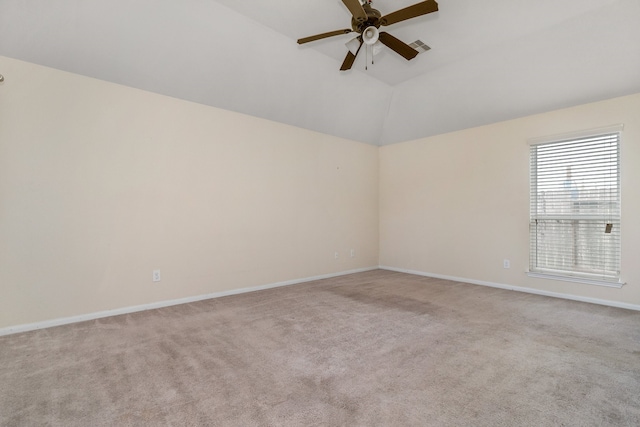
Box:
[362,26,379,45]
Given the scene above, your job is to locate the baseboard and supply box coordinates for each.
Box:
[379,265,640,312]
[0,266,378,337]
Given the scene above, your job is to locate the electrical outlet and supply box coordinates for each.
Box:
[153,270,161,282]
[503,259,511,269]
[350,249,355,257]
[334,252,339,260]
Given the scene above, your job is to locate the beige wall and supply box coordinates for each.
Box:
[0,57,379,328]
[2,55,639,331]
[380,93,640,306]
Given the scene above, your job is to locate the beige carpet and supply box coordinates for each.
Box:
[1,270,640,426]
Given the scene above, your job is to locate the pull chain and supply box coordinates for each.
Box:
[364,45,374,70]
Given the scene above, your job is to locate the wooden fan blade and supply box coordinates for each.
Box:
[378,32,419,60]
[340,40,363,71]
[298,29,353,44]
[342,0,368,23]
[380,0,438,26]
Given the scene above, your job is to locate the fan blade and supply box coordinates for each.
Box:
[340,39,363,71]
[342,0,368,23]
[298,29,352,44]
[380,0,438,26]
[378,32,419,60]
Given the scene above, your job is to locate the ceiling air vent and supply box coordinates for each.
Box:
[409,40,431,54]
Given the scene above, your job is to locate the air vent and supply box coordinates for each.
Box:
[409,40,431,54]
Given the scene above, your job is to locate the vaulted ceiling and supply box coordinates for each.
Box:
[1,0,639,145]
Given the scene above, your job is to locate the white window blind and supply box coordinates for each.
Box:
[529,128,621,285]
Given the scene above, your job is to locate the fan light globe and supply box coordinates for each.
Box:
[362,26,379,45]
[345,37,361,55]
[372,41,383,56]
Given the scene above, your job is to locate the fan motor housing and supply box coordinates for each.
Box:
[351,4,381,33]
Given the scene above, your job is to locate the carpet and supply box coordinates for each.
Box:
[1,270,639,426]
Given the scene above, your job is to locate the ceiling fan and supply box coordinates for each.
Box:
[297,0,439,71]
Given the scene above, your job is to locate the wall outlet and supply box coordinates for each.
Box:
[503,259,511,269]
[350,249,355,257]
[153,270,161,282]
[334,251,339,260]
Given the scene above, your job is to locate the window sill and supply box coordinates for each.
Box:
[527,271,625,288]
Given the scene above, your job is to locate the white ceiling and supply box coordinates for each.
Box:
[1,0,639,145]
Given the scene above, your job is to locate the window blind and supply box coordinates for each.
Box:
[529,130,621,283]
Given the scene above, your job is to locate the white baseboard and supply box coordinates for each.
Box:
[379,265,640,312]
[0,267,378,337]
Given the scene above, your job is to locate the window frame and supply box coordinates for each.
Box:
[527,124,624,288]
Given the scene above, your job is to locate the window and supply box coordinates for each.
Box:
[528,125,622,287]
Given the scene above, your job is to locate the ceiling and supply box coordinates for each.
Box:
[1,0,639,145]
